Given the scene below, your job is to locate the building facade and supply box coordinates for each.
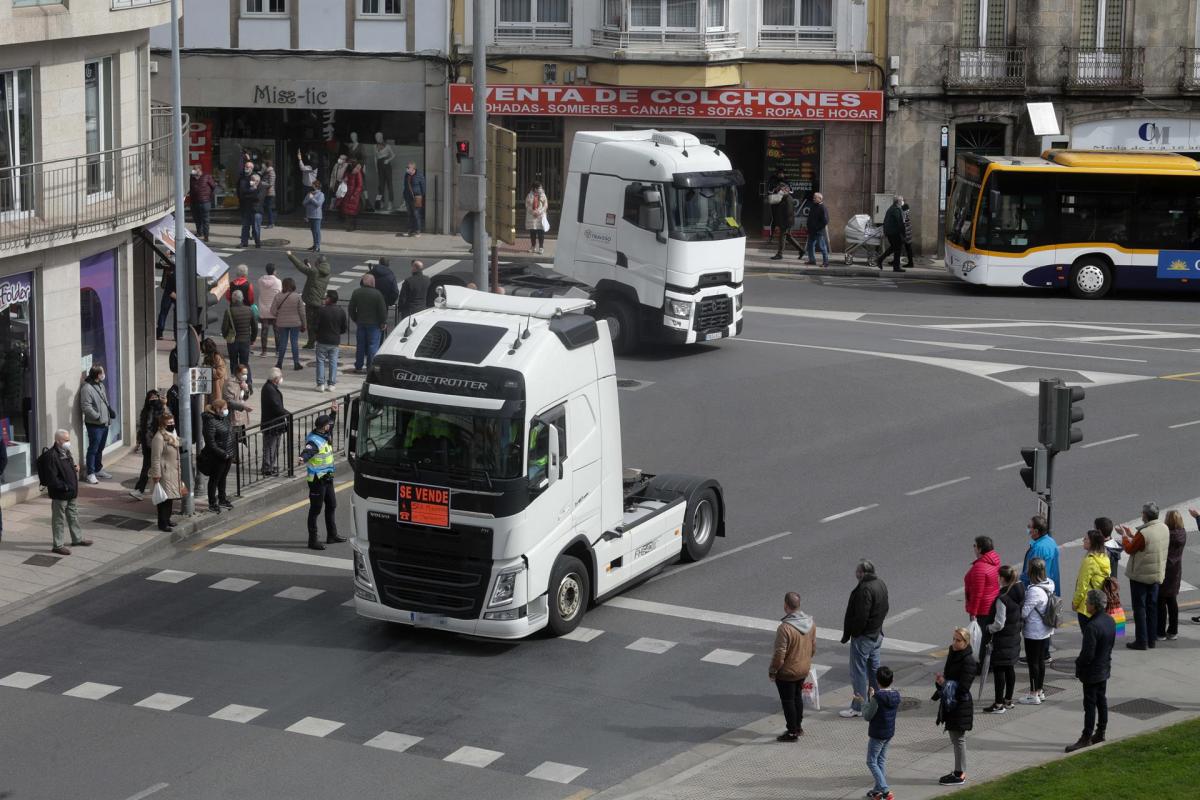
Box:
[148,0,450,231]
[1,0,177,502]
[887,0,1200,255]
[451,0,887,246]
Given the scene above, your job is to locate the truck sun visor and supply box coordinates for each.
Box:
[672,170,745,189]
[415,321,509,364]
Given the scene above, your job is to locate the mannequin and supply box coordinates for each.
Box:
[374,132,395,211]
[347,132,363,162]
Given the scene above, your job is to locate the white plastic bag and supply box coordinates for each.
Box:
[151,482,168,505]
[541,214,550,232]
[801,669,820,711]
[768,192,783,205]
[335,180,348,199]
[968,618,982,656]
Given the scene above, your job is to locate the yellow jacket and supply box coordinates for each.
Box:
[1073,552,1111,615]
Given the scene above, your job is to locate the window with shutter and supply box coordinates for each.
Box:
[985,0,1006,46]
[1103,0,1124,48]
[1078,0,1098,47]
[960,0,981,47]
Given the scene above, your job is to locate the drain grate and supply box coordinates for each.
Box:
[1110,698,1178,720]
[23,554,62,567]
[898,696,925,711]
[93,514,155,532]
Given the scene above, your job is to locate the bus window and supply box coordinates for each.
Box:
[1134,177,1190,250]
[976,172,1049,252]
[1058,189,1132,247]
[947,178,981,248]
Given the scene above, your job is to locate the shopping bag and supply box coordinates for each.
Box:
[335,180,348,199]
[541,214,550,232]
[801,670,820,711]
[967,619,982,655]
[768,192,783,205]
[151,482,168,505]
[1109,605,1127,638]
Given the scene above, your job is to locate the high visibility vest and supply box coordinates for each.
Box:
[404,413,453,448]
[528,425,547,473]
[305,432,335,482]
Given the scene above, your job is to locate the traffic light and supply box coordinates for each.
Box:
[1020,446,1049,494]
[455,140,470,163]
[1051,385,1085,452]
[1037,379,1056,448]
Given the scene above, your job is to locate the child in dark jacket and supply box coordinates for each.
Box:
[862,666,901,800]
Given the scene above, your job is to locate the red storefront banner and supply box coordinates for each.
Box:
[187,120,214,175]
[448,84,883,122]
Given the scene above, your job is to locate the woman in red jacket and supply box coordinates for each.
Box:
[964,536,1001,621]
[336,160,364,232]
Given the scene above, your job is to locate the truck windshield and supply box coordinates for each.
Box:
[357,394,525,479]
[666,183,742,241]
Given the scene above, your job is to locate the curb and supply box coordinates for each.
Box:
[745,262,950,279]
[203,235,551,264]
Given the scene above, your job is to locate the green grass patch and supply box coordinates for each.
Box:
[953,717,1200,799]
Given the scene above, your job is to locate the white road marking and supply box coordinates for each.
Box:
[701,649,754,667]
[648,530,794,584]
[63,682,120,700]
[897,339,1147,363]
[275,586,325,601]
[745,306,864,321]
[605,597,936,653]
[348,264,370,273]
[122,784,169,800]
[527,762,589,784]
[1181,581,1197,593]
[560,626,604,643]
[286,716,344,738]
[885,607,923,626]
[996,462,1023,471]
[946,586,965,597]
[444,746,504,768]
[0,671,50,689]
[1081,434,1140,449]
[147,569,194,584]
[626,637,677,655]
[423,259,458,277]
[364,731,423,753]
[210,704,266,723]
[134,693,192,711]
[211,543,352,571]
[821,504,878,523]
[209,577,260,592]
[905,476,970,496]
[1168,419,1200,429]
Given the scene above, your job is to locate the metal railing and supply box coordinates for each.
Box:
[1181,48,1200,90]
[757,28,835,50]
[944,46,1027,91]
[234,392,354,497]
[495,25,573,45]
[0,107,184,251]
[1064,47,1144,91]
[111,0,169,7]
[591,28,739,51]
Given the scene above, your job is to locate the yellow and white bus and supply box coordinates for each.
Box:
[945,149,1200,298]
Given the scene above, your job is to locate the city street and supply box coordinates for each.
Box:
[3,255,1199,799]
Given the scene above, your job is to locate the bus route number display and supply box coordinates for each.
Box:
[397,482,451,528]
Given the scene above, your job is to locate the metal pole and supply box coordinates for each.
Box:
[169,0,194,515]
[472,0,488,291]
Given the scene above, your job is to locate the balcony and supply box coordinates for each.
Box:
[1064,47,1144,92]
[494,24,573,46]
[1181,48,1200,91]
[0,108,183,252]
[591,28,739,53]
[944,46,1027,93]
[757,28,835,51]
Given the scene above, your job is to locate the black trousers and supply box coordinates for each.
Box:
[156,499,174,530]
[882,234,905,269]
[529,228,545,248]
[774,225,802,256]
[775,678,805,733]
[1157,592,1179,638]
[993,665,1016,704]
[207,459,231,505]
[1024,637,1049,692]
[307,477,337,539]
[879,239,914,267]
[1082,680,1108,736]
[134,446,152,492]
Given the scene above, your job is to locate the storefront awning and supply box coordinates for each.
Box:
[143,213,231,282]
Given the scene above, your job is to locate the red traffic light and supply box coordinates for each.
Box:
[455,141,470,162]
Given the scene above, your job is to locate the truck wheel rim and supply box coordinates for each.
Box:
[691,499,714,547]
[557,574,582,619]
[1076,265,1105,293]
[605,315,622,342]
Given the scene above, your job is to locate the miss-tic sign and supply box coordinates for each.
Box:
[448,84,884,122]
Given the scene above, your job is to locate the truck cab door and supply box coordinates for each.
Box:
[528,407,573,541]
[616,183,668,302]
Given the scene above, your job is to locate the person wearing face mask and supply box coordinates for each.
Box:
[200,399,235,513]
[130,389,165,501]
[237,162,260,248]
[79,366,115,484]
[402,161,425,237]
[36,430,92,555]
[149,413,185,532]
[1019,514,1061,661]
[260,367,289,476]
[189,166,216,242]
[299,406,345,550]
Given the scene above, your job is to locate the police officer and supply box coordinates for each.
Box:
[300,407,346,550]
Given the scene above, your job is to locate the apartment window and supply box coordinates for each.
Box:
[13,0,65,7]
[361,0,403,14]
[245,0,287,14]
[1079,0,1125,48]
[959,0,1006,47]
[84,57,115,197]
[497,0,568,26]
[0,68,35,216]
[762,0,832,28]
[707,0,725,29]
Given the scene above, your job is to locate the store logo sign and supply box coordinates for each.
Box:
[1139,122,1170,145]
[253,84,329,107]
[0,274,32,313]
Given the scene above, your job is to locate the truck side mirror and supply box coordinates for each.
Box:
[639,203,664,232]
[347,397,360,469]
[547,423,561,486]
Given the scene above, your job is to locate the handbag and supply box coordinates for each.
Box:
[197,446,215,476]
[335,180,348,199]
[413,195,424,209]
[801,670,820,711]
[151,482,168,505]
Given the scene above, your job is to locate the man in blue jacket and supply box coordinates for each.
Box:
[1020,514,1060,593]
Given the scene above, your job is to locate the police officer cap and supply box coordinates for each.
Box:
[315,414,332,429]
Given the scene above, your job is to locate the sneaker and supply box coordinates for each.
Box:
[1018,694,1042,705]
[769,254,783,260]
[984,703,1006,714]
[86,474,99,484]
[1166,633,1178,640]
[1037,690,1046,701]
[1191,615,1200,624]
[96,469,114,479]
[128,489,145,501]
[938,772,966,786]
[1004,700,1015,710]
[775,732,798,742]
[839,708,862,718]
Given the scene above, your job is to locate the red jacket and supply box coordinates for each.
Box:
[225,276,255,306]
[338,170,364,216]
[964,549,1001,617]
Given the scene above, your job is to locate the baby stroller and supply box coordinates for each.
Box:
[842,214,884,266]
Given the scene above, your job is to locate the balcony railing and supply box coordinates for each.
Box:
[495,24,573,46]
[1181,48,1200,90]
[111,0,169,7]
[0,108,184,252]
[591,28,739,52]
[1064,47,1144,91]
[944,46,1027,92]
[757,28,835,50]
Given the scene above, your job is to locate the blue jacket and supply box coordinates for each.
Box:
[867,688,901,740]
[1021,534,1062,597]
[403,169,425,200]
[304,189,325,221]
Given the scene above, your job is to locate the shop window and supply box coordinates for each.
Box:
[84,58,115,197]
[80,251,122,445]
[0,68,35,218]
[245,0,286,15]
[0,272,36,487]
[360,0,402,15]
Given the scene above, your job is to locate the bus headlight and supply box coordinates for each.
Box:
[666,299,692,319]
[489,567,524,607]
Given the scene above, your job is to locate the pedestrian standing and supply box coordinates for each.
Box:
[1065,589,1116,753]
[983,565,1025,713]
[329,154,349,211]
[370,256,400,311]
[0,439,6,540]
[262,159,276,228]
[315,290,348,392]
[805,192,830,267]
[36,430,93,555]
[1019,557,1055,704]
[935,627,977,786]
[297,148,318,205]
[1118,502,1169,650]
[1020,514,1061,601]
[189,166,216,242]
[768,168,801,260]
[201,398,235,513]
[1096,516,1121,578]
[148,413,184,533]
[129,389,164,500]
[879,196,906,273]
[964,535,1000,625]
[270,276,306,370]
[338,161,364,232]
[1156,509,1189,640]
[398,260,430,319]
[768,591,816,742]
[260,368,288,476]
[222,290,259,388]
[525,181,549,254]
[349,274,386,373]
[861,666,900,800]
[250,173,265,248]
[304,178,325,253]
[288,250,331,350]
[403,162,425,236]
[237,161,259,248]
[228,365,253,428]
[79,365,115,484]
[256,263,282,357]
[839,559,890,718]
[226,264,256,307]
[1072,529,1112,628]
[300,409,346,550]
[156,262,176,341]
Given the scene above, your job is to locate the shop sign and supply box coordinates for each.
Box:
[0,273,32,314]
[449,85,884,122]
[187,120,214,176]
[239,80,423,111]
[1071,118,1200,152]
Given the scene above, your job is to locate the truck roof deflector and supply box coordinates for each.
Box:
[441,285,595,319]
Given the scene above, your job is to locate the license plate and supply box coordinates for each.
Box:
[409,611,448,626]
[704,331,723,341]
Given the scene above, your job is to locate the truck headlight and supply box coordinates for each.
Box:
[666,299,692,319]
[489,568,523,607]
[734,292,743,311]
[353,549,371,587]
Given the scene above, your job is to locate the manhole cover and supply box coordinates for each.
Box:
[898,696,924,711]
[92,513,154,532]
[1110,698,1178,719]
[24,554,62,567]
[94,514,128,526]
[1049,660,1077,674]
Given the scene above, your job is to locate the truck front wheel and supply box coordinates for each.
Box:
[547,554,590,636]
[681,488,718,562]
[598,298,638,355]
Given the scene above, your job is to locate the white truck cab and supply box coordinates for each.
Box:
[348,286,725,639]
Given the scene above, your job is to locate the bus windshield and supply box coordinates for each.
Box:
[357,394,525,480]
[666,183,742,241]
[947,178,981,248]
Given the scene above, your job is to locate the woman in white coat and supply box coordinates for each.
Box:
[524,181,548,254]
[1019,557,1056,705]
[149,412,185,532]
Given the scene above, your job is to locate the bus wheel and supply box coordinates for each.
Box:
[547,554,589,636]
[1069,259,1111,299]
[681,488,718,562]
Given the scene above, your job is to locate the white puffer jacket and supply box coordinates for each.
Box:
[1021,579,1056,639]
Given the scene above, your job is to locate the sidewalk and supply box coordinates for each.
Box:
[743,241,949,280]
[594,609,1200,799]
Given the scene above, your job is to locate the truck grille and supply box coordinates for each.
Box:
[370,551,490,618]
[695,296,733,331]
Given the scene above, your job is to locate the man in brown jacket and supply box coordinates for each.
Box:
[769,591,817,741]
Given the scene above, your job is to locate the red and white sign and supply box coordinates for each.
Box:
[187,120,214,175]
[449,84,883,122]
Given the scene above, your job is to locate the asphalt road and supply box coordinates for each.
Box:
[6,255,1200,798]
